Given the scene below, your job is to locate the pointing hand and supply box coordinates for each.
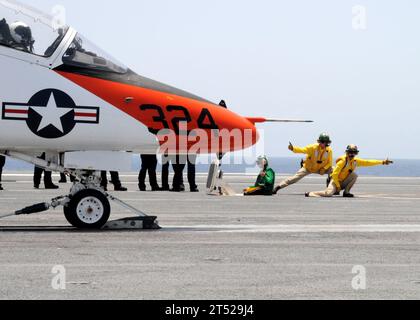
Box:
[383,159,394,165]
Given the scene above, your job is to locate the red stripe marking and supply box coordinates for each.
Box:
[75,112,96,117]
[5,109,28,114]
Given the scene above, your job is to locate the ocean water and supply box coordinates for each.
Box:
[3,156,420,177]
[209,158,420,177]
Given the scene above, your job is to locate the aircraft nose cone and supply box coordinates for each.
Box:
[241,118,259,150]
[216,111,260,153]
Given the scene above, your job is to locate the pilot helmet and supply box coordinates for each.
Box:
[10,21,34,52]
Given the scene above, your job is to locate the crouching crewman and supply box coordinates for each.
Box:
[306,145,393,198]
[244,156,275,196]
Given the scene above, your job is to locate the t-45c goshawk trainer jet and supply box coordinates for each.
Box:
[0,0,312,229]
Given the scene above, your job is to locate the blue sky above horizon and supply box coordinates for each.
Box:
[22,0,420,159]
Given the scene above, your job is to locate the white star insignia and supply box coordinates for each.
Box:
[30,92,73,133]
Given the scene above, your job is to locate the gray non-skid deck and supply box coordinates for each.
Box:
[0,173,419,299]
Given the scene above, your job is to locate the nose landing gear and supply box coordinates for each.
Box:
[64,188,110,229]
[0,169,160,230]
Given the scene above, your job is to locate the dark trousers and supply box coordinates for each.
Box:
[138,155,159,188]
[0,155,5,184]
[187,155,197,189]
[162,155,198,189]
[33,153,53,187]
[162,155,186,189]
[101,171,122,188]
[162,156,170,189]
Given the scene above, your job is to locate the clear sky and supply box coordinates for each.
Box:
[27,0,420,159]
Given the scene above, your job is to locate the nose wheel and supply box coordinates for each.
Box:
[64,189,111,229]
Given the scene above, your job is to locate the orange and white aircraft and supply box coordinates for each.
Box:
[0,0,311,229]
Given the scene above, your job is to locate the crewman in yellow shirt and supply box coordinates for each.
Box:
[306,145,393,198]
[273,133,333,194]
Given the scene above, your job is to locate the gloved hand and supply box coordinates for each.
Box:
[288,142,294,152]
[319,169,326,176]
[383,159,394,165]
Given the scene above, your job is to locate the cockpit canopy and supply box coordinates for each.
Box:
[0,0,127,74]
[0,0,68,56]
[62,34,128,74]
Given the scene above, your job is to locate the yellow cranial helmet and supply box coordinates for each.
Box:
[346,145,359,155]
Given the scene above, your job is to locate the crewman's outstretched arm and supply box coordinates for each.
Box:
[292,145,310,154]
[356,159,387,168]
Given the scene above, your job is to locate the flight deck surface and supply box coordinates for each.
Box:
[0,173,419,299]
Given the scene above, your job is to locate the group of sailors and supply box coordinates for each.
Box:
[0,153,199,193]
[244,133,393,198]
[137,154,199,193]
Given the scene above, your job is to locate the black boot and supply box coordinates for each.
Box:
[273,186,282,195]
[114,185,128,192]
[171,185,185,192]
[59,173,67,183]
[45,184,59,190]
[343,193,355,198]
[190,185,199,193]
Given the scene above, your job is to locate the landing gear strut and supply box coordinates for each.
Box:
[0,151,160,230]
[206,153,237,196]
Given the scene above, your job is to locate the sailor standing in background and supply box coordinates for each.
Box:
[138,154,161,191]
[187,154,199,192]
[161,153,171,191]
[101,171,127,192]
[58,153,76,184]
[161,154,186,192]
[171,155,187,192]
[33,153,59,190]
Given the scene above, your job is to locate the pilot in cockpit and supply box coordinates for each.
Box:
[0,19,34,53]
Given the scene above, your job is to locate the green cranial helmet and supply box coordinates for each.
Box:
[346,144,360,155]
[318,133,332,145]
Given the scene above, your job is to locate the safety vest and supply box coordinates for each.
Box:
[335,156,357,183]
[299,144,332,173]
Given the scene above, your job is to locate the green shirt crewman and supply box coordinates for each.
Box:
[244,156,275,196]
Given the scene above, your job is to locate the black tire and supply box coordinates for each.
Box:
[64,189,110,229]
